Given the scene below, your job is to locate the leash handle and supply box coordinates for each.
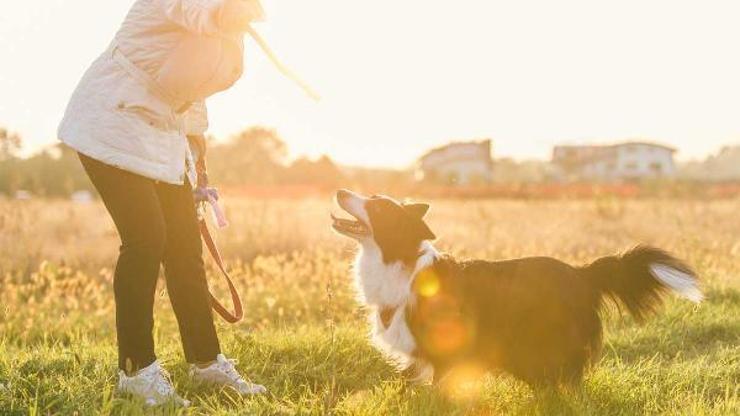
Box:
[200,219,244,324]
[207,194,229,228]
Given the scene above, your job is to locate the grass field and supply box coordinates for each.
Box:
[0,196,738,415]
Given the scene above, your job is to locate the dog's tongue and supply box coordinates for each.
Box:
[331,213,354,223]
[331,213,369,235]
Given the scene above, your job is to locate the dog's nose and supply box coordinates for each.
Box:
[336,189,352,201]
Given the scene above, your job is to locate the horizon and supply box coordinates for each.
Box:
[13,134,730,170]
[2,0,740,168]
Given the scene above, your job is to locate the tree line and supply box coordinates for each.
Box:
[0,126,352,197]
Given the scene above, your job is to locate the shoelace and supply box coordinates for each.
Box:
[217,358,245,384]
[143,367,176,397]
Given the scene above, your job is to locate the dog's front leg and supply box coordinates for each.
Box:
[401,358,434,385]
[431,364,451,385]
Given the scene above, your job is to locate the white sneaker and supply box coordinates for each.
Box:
[117,360,190,407]
[190,354,267,395]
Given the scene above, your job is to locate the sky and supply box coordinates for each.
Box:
[1,0,740,168]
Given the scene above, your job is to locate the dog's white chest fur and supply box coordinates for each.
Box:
[353,241,438,371]
[354,244,412,308]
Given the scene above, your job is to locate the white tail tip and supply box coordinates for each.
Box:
[650,264,704,303]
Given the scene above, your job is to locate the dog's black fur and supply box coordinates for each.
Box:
[406,247,695,386]
[332,190,701,387]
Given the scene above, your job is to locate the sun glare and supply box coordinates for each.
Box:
[440,361,488,401]
[3,1,740,165]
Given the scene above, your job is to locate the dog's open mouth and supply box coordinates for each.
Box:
[331,213,370,236]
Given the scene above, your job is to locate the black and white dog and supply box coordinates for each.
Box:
[331,190,703,387]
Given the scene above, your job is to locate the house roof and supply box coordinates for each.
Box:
[554,141,677,153]
[419,139,492,163]
[613,141,677,152]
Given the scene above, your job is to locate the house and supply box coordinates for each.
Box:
[552,142,677,181]
[417,140,494,185]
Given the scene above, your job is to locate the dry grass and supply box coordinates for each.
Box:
[0,196,738,414]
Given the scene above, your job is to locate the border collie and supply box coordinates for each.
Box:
[331,189,703,387]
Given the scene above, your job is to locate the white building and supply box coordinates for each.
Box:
[552,142,677,181]
[417,140,493,185]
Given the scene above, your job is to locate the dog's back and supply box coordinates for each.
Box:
[407,247,701,386]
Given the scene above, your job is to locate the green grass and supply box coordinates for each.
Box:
[1,281,737,415]
[1,198,739,414]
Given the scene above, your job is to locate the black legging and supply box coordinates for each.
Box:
[79,153,221,372]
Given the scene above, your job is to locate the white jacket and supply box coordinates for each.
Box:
[58,0,245,185]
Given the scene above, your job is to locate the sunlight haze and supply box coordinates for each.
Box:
[1,0,740,167]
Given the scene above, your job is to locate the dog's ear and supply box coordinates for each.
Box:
[403,203,430,219]
[416,221,436,241]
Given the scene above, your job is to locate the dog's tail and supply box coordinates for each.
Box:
[581,246,703,321]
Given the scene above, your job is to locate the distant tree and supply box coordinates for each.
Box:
[0,128,21,161]
[284,155,344,187]
[0,128,21,194]
[208,127,289,185]
[0,144,92,197]
[230,127,288,165]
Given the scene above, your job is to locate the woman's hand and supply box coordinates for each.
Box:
[187,134,207,161]
[219,0,266,33]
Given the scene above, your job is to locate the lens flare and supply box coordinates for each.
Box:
[424,317,469,355]
[440,361,487,400]
[414,269,440,298]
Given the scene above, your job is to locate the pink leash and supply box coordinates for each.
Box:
[194,153,242,323]
[207,193,229,229]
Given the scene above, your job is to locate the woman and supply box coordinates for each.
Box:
[58,0,266,407]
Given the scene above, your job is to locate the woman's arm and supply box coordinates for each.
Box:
[184,101,209,169]
[158,0,264,35]
[184,101,209,137]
